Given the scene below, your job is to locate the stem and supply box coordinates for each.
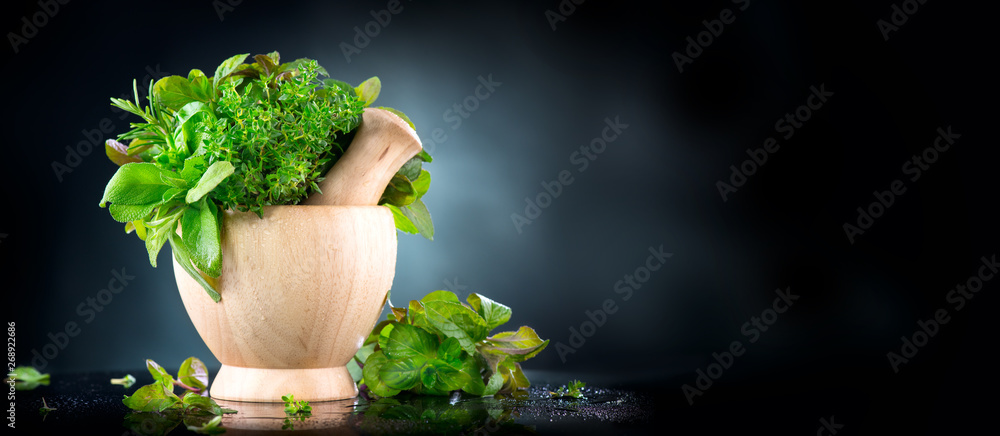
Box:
[173,379,201,393]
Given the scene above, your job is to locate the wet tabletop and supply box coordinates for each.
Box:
[8,370,656,435]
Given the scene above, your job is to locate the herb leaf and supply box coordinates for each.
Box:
[185,161,234,204]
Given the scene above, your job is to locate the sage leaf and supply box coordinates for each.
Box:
[186,161,234,204]
[100,163,173,207]
[182,199,222,277]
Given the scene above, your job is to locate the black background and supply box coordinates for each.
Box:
[1,0,996,433]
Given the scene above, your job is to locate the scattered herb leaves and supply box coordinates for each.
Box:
[110,374,136,388]
[550,380,587,399]
[353,291,547,398]
[122,357,235,417]
[282,394,313,415]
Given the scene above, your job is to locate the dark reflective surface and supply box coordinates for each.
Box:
[10,371,653,435]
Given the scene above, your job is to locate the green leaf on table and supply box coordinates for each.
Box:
[467,293,512,331]
[122,383,180,412]
[186,415,225,435]
[364,351,401,397]
[186,161,234,203]
[484,326,549,362]
[355,76,381,106]
[5,367,50,390]
[178,357,209,391]
[423,300,489,355]
[213,53,249,90]
[182,199,222,277]
[182,392,222,415]
[100,163,173,207]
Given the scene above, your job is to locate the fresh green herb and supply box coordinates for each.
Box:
[282,394,312,415]
[5,367,49,390]
[122,357,235,416]
[111,374,136,388]
[549,380,586,399]
[186,415,226,434]
[100,52,433,302]
[39,397,56,416]
[352,291,548,398]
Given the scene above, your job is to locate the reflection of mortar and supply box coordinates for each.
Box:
[173,108,422,402]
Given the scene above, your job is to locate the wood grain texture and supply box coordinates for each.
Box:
[173,205,396,402]
[302,107,423,206]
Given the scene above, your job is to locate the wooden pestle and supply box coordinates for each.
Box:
[303,107,422,206]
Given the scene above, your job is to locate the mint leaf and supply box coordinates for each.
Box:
[484,326,549,362]
[147,359,174,389]
[380,174,417,207]
[398,199,434,240]
[467,293,512,331]
[423,300,489,355]
[383,323,438,362]
[5,367,50,391]
[412,169,431,198]
[387,204,419,234]
[186,161,234,204]
[100,163,173,207]
[123,383,180,412]
[178,357,209,392]
[355,76,381,106]
[363,351,401,397]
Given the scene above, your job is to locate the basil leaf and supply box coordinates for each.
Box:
[213,53,249,90]
[467,293,512,332]
[153,76,205,111]
[100,163,173,207]
[186,161,234,204]
[181,199,222,278]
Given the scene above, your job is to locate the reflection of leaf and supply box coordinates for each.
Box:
[5,367,50,391]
